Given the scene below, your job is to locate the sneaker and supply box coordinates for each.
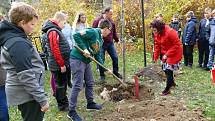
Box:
[87,102,102,111]
[113,72,122,79]
[59,106,69,112]
[67,110,82,121]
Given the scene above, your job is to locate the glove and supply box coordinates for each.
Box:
[83,49,90,58]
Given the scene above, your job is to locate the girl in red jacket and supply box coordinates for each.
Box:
[150,20,183,95]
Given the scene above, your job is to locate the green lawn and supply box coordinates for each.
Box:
[9,49,215,121]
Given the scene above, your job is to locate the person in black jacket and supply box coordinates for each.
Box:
[170,14,182,38]
[198,8,212,69]
[182,11,198,67]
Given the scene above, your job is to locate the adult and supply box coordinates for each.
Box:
[92,7,122,82]
[72,12,88,31]
[151,20,182,95]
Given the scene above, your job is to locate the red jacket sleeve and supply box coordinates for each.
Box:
[48,30,65,67]
[165,30,181,57]
[153,35,161,62]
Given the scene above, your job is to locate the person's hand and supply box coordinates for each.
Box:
[185,43,188,45]
[41,102,49,112]
[60,65,66,73]
[162,55,167,63]
[105,69,112,74]
[83,49,90,58]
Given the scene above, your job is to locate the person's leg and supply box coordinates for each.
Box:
[84,64,94,103]
[186,45,194,66]
[162,69,174,95]
[183,44,188,66]
[18,100,44,121]
[52,71,69,111]
[198,41,204,67]
[0,85,9,121]
[106,42,122,78]
[50,72,56,97]
[204,42,209,68]
[207,45,215,70]
[68,59,85,120]
[99,44,107,81]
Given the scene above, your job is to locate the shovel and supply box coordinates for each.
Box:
[74,45,128,88]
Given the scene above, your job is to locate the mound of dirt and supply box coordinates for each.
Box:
[135,64,166,82]
[97,83,154,102]
[96,98,209,121]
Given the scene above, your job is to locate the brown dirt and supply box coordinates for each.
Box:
[94,64,210,121]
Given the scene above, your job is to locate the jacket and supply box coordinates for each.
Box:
[0,20,47,106]
[62,23,75,50]
[71,28,103,64]
[169,21,182,38]
[42,20,70,71]
[182,17,198,45]
[0,64,6,86]
[208,18,215,45]
[92,16,119,43]
[198,18,210,42]
[154,25,183,64]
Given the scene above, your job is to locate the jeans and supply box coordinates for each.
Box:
[99,42,119,77]
[69,58,94,111]
[0,85,9,121]
[207,45,215,69]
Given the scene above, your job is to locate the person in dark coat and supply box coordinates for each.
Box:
[198,8,212,69]
[169,14,182,38]
[182,11,198,67]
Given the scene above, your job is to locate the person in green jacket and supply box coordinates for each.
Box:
[67,19,111,121]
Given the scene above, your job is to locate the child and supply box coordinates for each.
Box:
[0,2,48,121]
[182,11,197,67]
[169,14,182,38]
[42,11,71,111]
[67,19,112,121]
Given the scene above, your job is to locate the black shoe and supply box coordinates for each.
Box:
[87,102,102,111]
[114,72,122,79]
[67,110,82,121]
[59,105,69,112]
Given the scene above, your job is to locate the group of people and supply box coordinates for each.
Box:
[0,2,122,121]
[151,8,215,96]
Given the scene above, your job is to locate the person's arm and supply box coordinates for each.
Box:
[112,23,119,42]
[9,40,47,107]
[165,30,181,57]
[92,19,99,28]
[153,35,161,62]
[48,30,66,69]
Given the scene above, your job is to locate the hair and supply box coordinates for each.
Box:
[102,7,112,14]
[212,9,215,14]
[53,11,67,22]
[173,14,179,18]
[186,11,194,18]
[204,7,212,14]
[8,2,38,25]
[72,11,88,30]
[155,13,163,18]
[150,19,165,34]
[98,19,112,29]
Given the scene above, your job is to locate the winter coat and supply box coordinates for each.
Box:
[62,23,75,50]
[182,17,198,45]
[71,28,103,64]
[198,18,210,42]
[153,25,183,64]
[41,20,70,71]
[208,18,215,45]
[169,21,182,38]
[0,64,6,86]
[0,20,47,106]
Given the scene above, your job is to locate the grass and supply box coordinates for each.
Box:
[8,49,215,121]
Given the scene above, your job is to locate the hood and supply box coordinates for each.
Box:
[189,17,198,23]
[210,18,215,25]
[0,20,27,46]
[41,20,61,33]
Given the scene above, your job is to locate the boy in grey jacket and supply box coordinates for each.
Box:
[0,2,48,121]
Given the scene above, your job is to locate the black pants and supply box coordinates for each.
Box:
[18,100,44,121]
[198,41,209,67]
[183,44,194,66]
[52,65,71,109]
[164,69,174,91]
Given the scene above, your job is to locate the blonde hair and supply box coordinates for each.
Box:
[72,12,88,30]
[53,11,67,23]
[8,2,38,25]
